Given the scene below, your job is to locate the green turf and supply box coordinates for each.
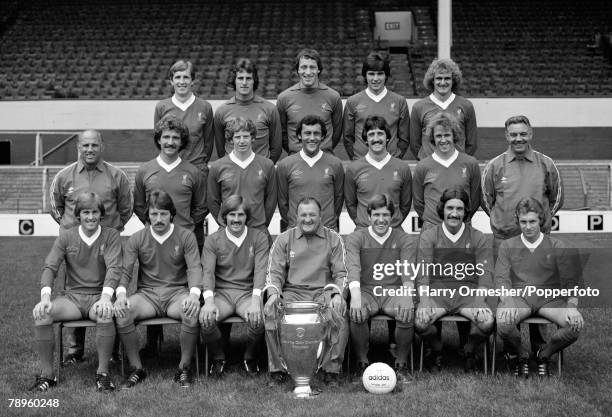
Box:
[1,237,611,417]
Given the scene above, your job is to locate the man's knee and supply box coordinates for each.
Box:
[496,322,517,339]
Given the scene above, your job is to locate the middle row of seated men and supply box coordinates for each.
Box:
[32,188,583,393]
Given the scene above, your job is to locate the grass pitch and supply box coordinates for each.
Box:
[1,236,611,417]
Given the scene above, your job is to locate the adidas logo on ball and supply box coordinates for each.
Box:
[362,362,396,394]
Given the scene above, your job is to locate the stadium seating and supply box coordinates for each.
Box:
[3,0,608,99]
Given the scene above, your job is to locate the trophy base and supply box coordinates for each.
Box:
[292,385,319,399]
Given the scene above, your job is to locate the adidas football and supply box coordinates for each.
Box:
[362,362,396,394]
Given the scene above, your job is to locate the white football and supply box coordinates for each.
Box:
[362,362,396,394]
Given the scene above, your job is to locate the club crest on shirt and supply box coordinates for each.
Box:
[100,243,105,254]
[257,113,265,122]
[501,176,508,183]
[465,243,470,249]
[323,167,330,178]
[457,108,463,117]
[66,186,75,199]
[462,167,467,178]
[292,169,303,179]
[258,169,263,177]
[290,104,302,113]
[249,246,254,256]
[393,171,399,180]
[321,103,331,112]
[174,245,180,256]
[198,112,203,121]
[220,172,234,182]
[182,174,189,185]
[390,102,396,112]
[289,250,295,258]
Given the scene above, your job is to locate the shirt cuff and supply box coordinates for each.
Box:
[203,290,214,299]
[41,287,52,297]
[116,286,127,295]
[252,288,262,297]
[190,287,202,298]
[102,287,114,297]
[348,281,360,290]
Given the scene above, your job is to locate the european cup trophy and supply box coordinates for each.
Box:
[278,301,329,398]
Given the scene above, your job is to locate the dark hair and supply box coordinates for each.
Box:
[423,58,463,93]
[366,194,395,216]
[425,112,463,146]
[227,58,259,91]
[74,192,105,219]
[154,116,190,151]
[224,117,257,143]
[168,59,196,80]
[436,188,470,220]
[296,115,327,140]
[504,115,532,131]
[515,197,546,227]
[297,196,322,213]
[361,52,391,79]
[220,195,251,224]
[362,115,391,144]
[295,48,323,75]
[146,189,176,220]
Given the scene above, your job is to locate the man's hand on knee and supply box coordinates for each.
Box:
[182,293,200,318]
[33,295,53,321]
[113,293,130,318]
[93,294,114,320]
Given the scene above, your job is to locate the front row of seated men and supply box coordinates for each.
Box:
[30,189,584,392]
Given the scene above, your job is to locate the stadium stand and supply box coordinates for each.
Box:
[1,0,609,100]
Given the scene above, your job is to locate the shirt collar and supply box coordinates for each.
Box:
[442,222,465,243]
[78,225,101,246]
[229,151,256,169]
[429,93,456,110]
[521,232,544,252]
[365,153,391,170]
[432,149,459,168]
[299,149,323,167]
[77,159,104,173]
[150,223,174,244]
[507,147,535,162]
[156,155,182,172]
[225,226,248,248]
[365,87,388,103]
[295,224,326,239]
[171,94,195,111]
[368,226,392,245]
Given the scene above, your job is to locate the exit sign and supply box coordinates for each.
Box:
[385,22,400,30]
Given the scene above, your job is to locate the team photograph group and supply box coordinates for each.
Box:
[30,48,585,396]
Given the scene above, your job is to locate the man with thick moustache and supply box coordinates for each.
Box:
[415,188,494,372]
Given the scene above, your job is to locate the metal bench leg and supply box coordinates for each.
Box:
[56,324,63,383]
